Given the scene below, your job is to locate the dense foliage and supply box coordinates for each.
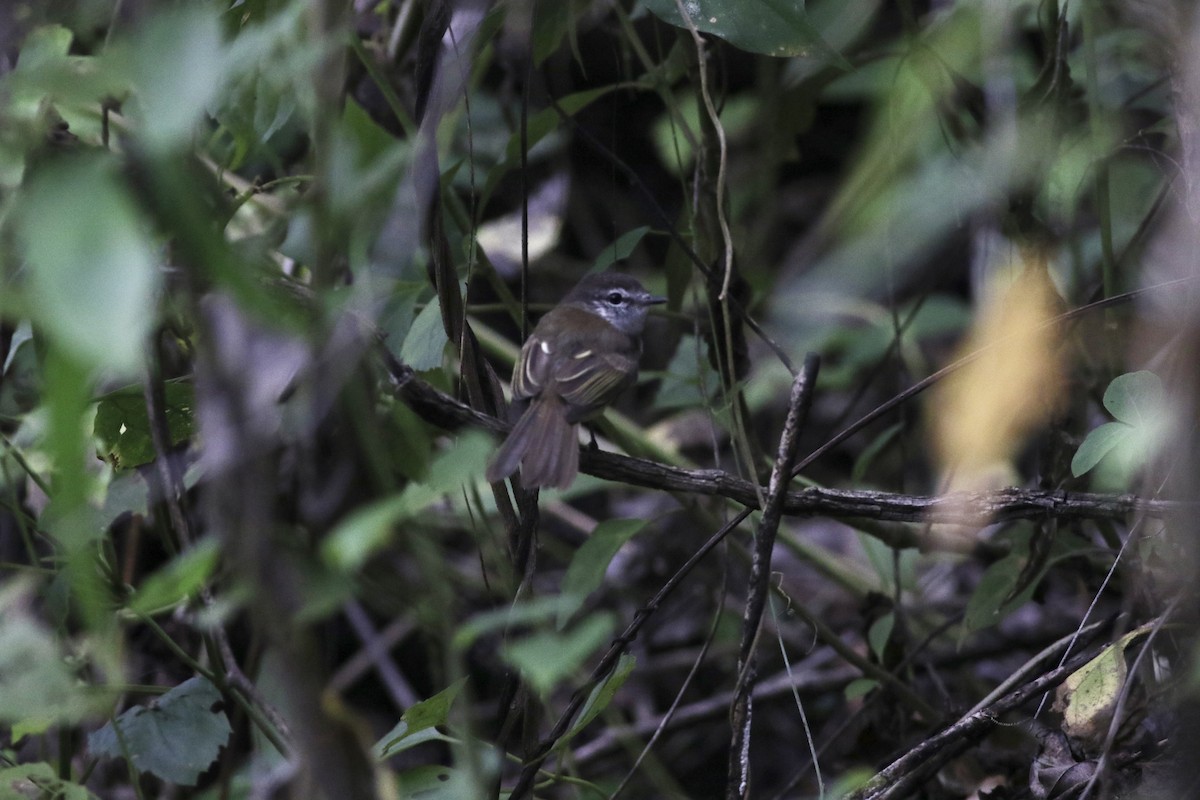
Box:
[1,0,1198,798]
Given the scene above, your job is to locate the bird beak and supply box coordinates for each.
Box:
[647,294,668,306]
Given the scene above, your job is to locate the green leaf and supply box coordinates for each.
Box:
[503,613,616,696]
[452,596,574,651]
[1057,624,1151,746]
[15,155,160,375]
[322,432,492,571]
[94,381,196,470]
[88,677,232,786]
[559,653,636,746]
[558,519,647,628]
[399,301,449,372]
[1072,371,1169,480]
[501,87,610,164]
[0,582,103,729]
[1070,421,1132,478]
[592,226,651,272]
[532,0,571,66]
[374,678,467,760]
[844,678,877,700]
[0,762,98,800]
[867,612,894,662]
[1103,370,1164,424]
[128,5,225,150]
[128,539,221,615]
[642,0,850,64]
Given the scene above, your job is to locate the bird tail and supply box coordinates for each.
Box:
[486,396,579,490]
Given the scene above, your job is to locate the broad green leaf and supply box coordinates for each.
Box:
[642,0,850,64]
[1056,624,1151,746]
[844,678,877,700]
[128,539,221,615]
[374,678,467,760]
[1072,371,1169,480]
[1103,370,1165,424]
[0,762,97,800]
[399,301,449,372]
[88,677,232,786]
[128,6,225,150]
[592,226,651,272]
[559,653,636,746]
[558,519,647,628]
[960,527,1090,635]
[93,381,195,470]
[503,613,616,696]
[15,155,159,375]
[1070,421,1132,478]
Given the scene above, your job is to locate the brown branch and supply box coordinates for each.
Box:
[728,355,819,799]
[847,623,1124,800]
[382,351,1189,533]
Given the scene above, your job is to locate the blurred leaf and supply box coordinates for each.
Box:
[592,226,651,272]
[0,583,100,727]
[642,0,850,64]
[1071,371,1168,480]
[532,0,571,66]
[94,381,195,470]
[957,528,1092,635]
[503,613,616,696]
[844,678,877,700]
[15,155,160,375]
[558,519,647,628]
[559,653,636,746]
[374,678,467,760]
[452,596,573,651]
[127,6,225,150]
[399,301,449,372]
[88,676,232,786]
[652,94,757,174]
[0,762,97,800]
[1070,421,1132,478]
[128,539,221,615]
[1103,370,1164,424]
[322,432,491,571]
[867,612,894,662]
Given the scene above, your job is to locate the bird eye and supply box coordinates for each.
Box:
[606,292,624,305]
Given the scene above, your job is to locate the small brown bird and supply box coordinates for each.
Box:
[486,272,666,490]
